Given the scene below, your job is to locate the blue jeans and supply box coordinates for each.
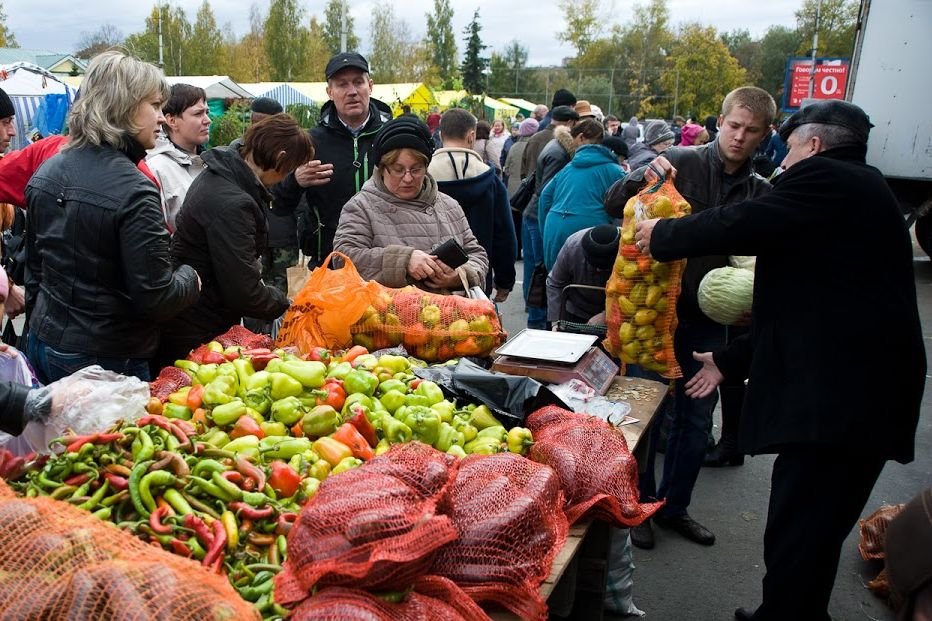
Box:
[521,217,547,329]
[27,332,151,384]
[653,321,725,518]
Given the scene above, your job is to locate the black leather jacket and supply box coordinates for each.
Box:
[25,142,200,358]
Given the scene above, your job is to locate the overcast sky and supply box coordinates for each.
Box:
[6,0,801,67]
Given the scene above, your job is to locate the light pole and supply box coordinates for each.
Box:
[807,0,823,99]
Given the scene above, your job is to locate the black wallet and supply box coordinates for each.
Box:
[431,238,469,269]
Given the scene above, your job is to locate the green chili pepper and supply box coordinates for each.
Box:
[92,507,112,520]
[210,470,244,501]
[139,471,178,513]
[192,459,228,479]
[163,488,194,516]
[259,437,313,460]
[188,475,235,502]
[78,480,110,511]
[128,460,155,517]
[132,429,155,462]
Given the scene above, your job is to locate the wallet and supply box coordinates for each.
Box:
[431,238,469,269]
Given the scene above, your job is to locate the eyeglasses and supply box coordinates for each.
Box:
[384,165,426,179]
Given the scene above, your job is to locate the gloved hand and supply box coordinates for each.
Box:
[22,384,54,427]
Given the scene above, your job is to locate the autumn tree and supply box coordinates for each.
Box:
[758,25,803,101]
[557,0,604,57]
[0,3,16,47]
[124,5,191,75]
[186,0,224,75]
[425,0,457,88]
[795,0,859,57]
[74,24,123,59]
[323,0,359,55]
[368,5,411,83]
[228,4,268,82]
[304,17,330,80]
[460,10,488,96]
[656,23,746,119]
[721,29,762,86]
[265,0,308,81]
[614,0,674,117]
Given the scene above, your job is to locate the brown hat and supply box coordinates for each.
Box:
[575,100,594,118]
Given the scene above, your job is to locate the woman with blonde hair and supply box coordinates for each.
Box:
[24,51,200,382]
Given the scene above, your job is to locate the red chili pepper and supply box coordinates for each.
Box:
[104,472,129,491]
[276,512,298,536]
[137,416,191,450]
[221,470,244,485]
[169,538,193,558]
[234,455,266,491]
[243,350,278,371]
[202,518,227,567]
[186,384,205,411]
[332,423,375,461]
[347,409,378,448]
[64,473,90,487]
[229,501,275,520]
[183,514,214,547]
[64,432,125,453]
[149,505,173,535]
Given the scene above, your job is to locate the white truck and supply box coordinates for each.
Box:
[847,0,932,253]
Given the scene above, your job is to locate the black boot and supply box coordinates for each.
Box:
[705,381,745,466]
[704,440,744,466]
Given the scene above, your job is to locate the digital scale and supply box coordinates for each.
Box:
[490,329,619,395]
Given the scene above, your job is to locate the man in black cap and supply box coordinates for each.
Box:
[546,224,617,324]
[0,87,16,153]
[270,52,392,267]
[249,97,283,125]
[537,88,576,133]
[634,99,925,621]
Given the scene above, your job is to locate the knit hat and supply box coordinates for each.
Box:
[551,105,580,122]
[679,123,704,147]
[575,100,594,118]
[602,135,629,159]
[251,97,283,115]
[582,224,620,269]
[518,118,539,136]
[371,116,435,167]
[0,88,13,119]
[644,120,675,146]
[325,52,370,79]
[551,88,576,108]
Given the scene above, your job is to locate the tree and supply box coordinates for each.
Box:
[425,0,457,88]
[124,5,191,76]
[228,4,268,82]
[74,24,123,59]
[186,1,224,75]
[758,25,804,101]
[655,23,746,120]
[488,41,530,98]
[265,0,308,81]
[721,28,762,86]
[557,0,603,57]
[304,17,330,80]
[460,9,488,96]
[368,5,410,83]
[795,0,859,58]
[0,3,16,47]
[323,0,359,55]
[614,0,674,117]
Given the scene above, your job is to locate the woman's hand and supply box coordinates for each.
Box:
[407,249,442,281]
[684,351,724,399]
[424,260,462,289]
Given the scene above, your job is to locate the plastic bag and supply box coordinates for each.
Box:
[20,366,149,454]
[0,348,42,456]
[604,178,690,378]
[276,252,381,352]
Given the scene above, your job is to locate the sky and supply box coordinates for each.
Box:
[5,0,802,68]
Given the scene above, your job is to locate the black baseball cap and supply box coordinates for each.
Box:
[325,52,370,80]
[778,100,874,143]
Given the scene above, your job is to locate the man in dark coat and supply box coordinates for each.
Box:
[634,100,926,621]
[270,53,391,267]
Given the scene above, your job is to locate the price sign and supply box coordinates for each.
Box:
[782,57,850,111]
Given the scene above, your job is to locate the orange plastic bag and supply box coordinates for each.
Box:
[349,283,507,361]
[603,178,690,379]
[277,252,382,352]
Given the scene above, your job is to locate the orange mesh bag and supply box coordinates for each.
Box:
[349,282,506,361]
[431,452,568,621]
[290,576,492,621]
[526,405,665,526]
[858,503,906,560]
[0,479,259,620]
[275,443,459,605]
[604,177,690,378]
[276,252,382,352]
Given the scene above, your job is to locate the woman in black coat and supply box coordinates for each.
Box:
[157,114,314,363]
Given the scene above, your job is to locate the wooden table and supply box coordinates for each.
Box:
[490,376,669,620]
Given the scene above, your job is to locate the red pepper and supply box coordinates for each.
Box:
[332,423,375,461]
[64,473,90,487]
[201,350,227,365]
[169,538,193,558]
[408,378,422,390]
[64,432,125,453]
[267,461,301,498]
[305,347,331,363]
[315,380,347,411]
[149,505,173,535]
[183,514,214,547]
[186,384,205,410]
[347,409,378,448]
[104,472,129,491]
[341,345,368,364]
[229,501,275,520]
[276,512,298,536]
[223,350,240,361]
[230,415,264,440]
[202,518,227,568]
[234,455,266,491]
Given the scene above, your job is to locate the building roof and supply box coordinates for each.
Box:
[164,76,254,100]
[0,48,87,73]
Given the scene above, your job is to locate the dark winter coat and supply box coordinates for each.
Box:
[25,141,199,358]
[524,126,576,221]
[652,145,925,463]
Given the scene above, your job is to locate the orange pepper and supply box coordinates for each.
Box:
[312,437,354,466]
[341,345,369,364]
[186,384,205,411]
[331,423,375,461]
[454,336,482,357]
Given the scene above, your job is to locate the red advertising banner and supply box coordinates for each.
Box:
[783,58,849,111]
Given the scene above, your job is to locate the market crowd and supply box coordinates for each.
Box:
[0,49,927,621]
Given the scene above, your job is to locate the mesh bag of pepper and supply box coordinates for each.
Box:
[348,282,507,362]
[290,575,492,621]
[0,479,259,620]
[858,503,906,561]
[430,452,568,621]
[275,443,460,605]
[603,177,690,379]
[526,406,665,527]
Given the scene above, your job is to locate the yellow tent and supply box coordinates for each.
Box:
[370,83,438,117]
[499,97,539,117]
[483,97,519,122]
[433,90,468,108]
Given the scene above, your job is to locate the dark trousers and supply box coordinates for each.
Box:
[752,445,886,620]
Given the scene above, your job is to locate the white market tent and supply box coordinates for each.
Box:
[164,75,253,100]
[0,62,75,151]
[240,82,316,108]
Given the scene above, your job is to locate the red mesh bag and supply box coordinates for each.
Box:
[187,326,273,363]
[858,503,906,560]
[349,282,507,361]
[867,567,891,599]
[604,178,690,379]
[526,406,665,526]
[0,480,258,620]
[148,366,193,401]
[431,452,568,621]
[275,443,459,605]
[290,575,491,621]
